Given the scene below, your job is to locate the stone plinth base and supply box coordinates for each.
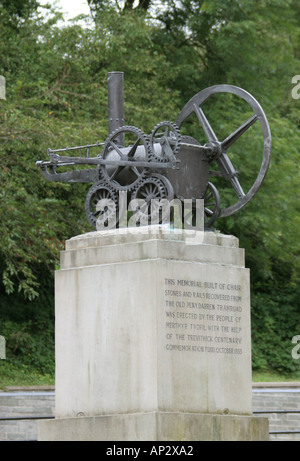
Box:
[38,411,269,441]
[39,226,269,441]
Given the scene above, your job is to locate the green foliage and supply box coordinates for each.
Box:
[0,0,299,380]
[0,360,54,388]
[0,0,39,23]
[87,0,152,14]
[1,318,54,375]
[251,287,300,374]
[0,6,182,301]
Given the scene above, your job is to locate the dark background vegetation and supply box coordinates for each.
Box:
[0,0,299,383]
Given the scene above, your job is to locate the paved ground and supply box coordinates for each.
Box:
[0,383,300,441]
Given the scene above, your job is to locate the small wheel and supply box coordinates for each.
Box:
[85,181,122,230]
[130,173,174,226]
[150,121,181,165]
[98,126,151,191]
[203,182,220,228]
[180,182,220,229]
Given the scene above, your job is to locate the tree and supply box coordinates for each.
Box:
[87,0,152,15]
[0,0,299,376]
[0,3,182,301]
[0,0,39,16]
[0,0,40,27]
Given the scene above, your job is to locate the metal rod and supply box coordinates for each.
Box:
[37,157,175,169]
[0,415,54,421]
[253,410,300,414]
[269,430,300,434]
[107,71,124,145]
[48,142,104,154]
[48,141,211,156]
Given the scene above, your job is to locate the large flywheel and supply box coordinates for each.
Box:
[176,85,271,218]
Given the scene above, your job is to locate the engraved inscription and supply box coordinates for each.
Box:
[164,278,244,355]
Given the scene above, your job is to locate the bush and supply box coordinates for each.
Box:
[251,286,300,375]
[1,318,54,375]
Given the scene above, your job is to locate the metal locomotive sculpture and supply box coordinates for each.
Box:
[36,72,271,230]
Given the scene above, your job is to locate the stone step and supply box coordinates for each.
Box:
[0,384,300,441]
[0,389,55,441]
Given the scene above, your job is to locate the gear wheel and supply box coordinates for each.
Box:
[180,181,220,229]
[150,121,181,165]
[130,173,174,226]
[85,181,122,230]
[98,125,152,192]
[203,181,220,228]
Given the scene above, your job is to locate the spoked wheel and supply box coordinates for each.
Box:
[203,182,220,228]
[176,85,271,218]
[85,181,124,230]
[181,182,220,229]
[130,173,174,226]
[99,126,152,191]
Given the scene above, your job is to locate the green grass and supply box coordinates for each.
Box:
[1,358,300,390]
[252,369,300,383]
[0,360,54,390]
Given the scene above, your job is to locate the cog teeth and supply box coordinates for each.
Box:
[97,125,152,192]
[150,121,181,163]
[85,180,119,229]
[130,173,174,225]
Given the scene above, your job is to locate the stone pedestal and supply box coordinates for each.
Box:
[38,226,269,441]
